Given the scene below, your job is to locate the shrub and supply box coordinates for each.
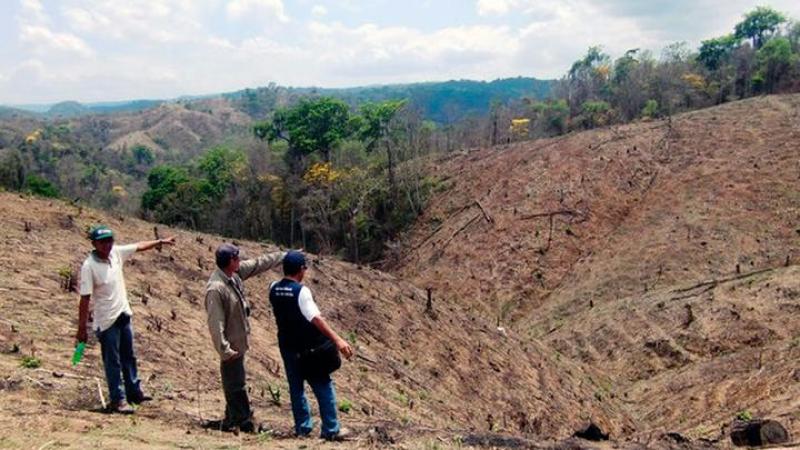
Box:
[20,356,41,369]
[642,99,659,118]
[23,174,59,198]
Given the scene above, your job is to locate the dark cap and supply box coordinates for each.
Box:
[283,250,306,275]
[215,243,240,269]
[88,225,114,241]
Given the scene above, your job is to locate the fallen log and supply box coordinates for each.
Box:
[519,209,581,221]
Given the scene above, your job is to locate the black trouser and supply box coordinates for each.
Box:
[220,355,252,427]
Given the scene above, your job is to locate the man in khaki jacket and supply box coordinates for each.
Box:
[205,243,285,432]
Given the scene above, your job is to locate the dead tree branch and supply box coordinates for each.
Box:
[437,214,482,252]
[475,201,495,224]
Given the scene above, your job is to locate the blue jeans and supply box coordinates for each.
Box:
[280,346,340,438]
[96,313,142,404]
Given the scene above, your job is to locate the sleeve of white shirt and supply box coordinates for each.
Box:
[115,243,138,261]
[79,259,93,296]
[298,286,321,322]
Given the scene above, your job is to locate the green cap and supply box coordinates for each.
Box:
[88,225,114,241]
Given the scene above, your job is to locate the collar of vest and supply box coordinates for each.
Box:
[275,278,302,287]
[212,267,234,283]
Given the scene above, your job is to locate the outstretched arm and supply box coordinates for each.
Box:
[237,251,286,280]
[136,236,176,252]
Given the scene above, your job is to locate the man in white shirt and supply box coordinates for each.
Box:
[76,225,175,414]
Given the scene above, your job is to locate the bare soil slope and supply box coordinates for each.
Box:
[100,99,252,157]
[0,193,631,448]
[396,94,800,439]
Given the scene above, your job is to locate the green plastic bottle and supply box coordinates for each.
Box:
[71,342,86,366]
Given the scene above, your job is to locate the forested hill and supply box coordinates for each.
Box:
[281,77,553,122]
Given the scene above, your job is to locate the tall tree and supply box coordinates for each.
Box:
[734,6,787,49]
[357,99,407,195]
[196,146,245,199]
[697,35,739,71]
[565,46,611,115]
[253,97,351,163]
[141,165,190,212]
[753,37,797,93]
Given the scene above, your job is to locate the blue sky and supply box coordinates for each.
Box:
[1,0,799,104]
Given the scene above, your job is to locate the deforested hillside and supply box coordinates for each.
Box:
[73,98,252,158]
[3,94,799,448]
[395,93,800,439]
[0,193,635,448]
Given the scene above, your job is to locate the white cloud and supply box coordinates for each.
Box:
[515,1,661,77]
[312,5,328,17]
[20,25,94,58]
[11,59,47,79]
[226,0,289,22]
[62,1,206,44]
[302,21,519,83]
[19,0,48,24]
[476,0,515,16]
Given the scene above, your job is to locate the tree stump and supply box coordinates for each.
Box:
[574,422,609,441]
[730,419,789,447]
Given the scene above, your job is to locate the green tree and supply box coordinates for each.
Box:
[697,35,739,71]
[611,49,655,120]
[154,180,206,229]
[612,49,641,85]
[0,149,25,190]
[753,37,797,93]
[141,165,190,212]
[529,100,569,136]
[254,97,352,163]
[196,146,245,199]
[132,145,155,165]
[788,21,800,52]
[356,99,407,195]
[578,100,612,129]
[641,99,659,118]
[564,46,612,115]
[734,6,787,49]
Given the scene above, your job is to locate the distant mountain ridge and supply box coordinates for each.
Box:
[9,99,165,118]
[6,77,554,122]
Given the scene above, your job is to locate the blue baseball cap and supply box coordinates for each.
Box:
[88,225,114,241]
[283,251,306,274]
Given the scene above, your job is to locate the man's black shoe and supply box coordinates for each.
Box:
[322,427,352,441]
[107,400,135,415]
[129,394,153,405]
[239,421,256,433]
